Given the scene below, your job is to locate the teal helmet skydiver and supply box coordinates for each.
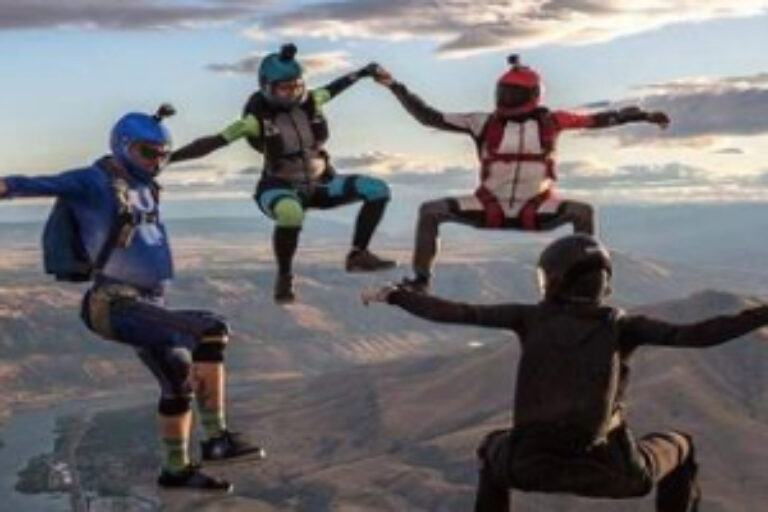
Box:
[258,43,306,109]
[110,104,175,183]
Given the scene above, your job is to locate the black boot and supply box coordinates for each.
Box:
[157,464,233,492]
[274,273,296,304]
[201,430,267,463]
[345,249,396,272]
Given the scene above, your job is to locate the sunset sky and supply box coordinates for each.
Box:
[1,0,768,211]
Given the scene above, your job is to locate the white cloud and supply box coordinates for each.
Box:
[556,159,768,203]
[157,154,768,204]
[333,150,474,186]
[208,50,353,78]
[256,0,768,57]
[0,0,262,31]
[581,72,768,146]
[712,147,746,155]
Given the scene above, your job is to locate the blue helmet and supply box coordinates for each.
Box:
[259,43,305,108]
[110,104,174,183]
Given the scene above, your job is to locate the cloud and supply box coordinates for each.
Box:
[746,169,768,188]
[158,154,768,204]
[580,72,768,146]
[256,0,768,57]
[558,160,710,189]
[0,0,260,31]
[553,159,768,203]
[332,151,433,174]
[712,147,746,155]
[208,50,353,78]
[162,162,249,189]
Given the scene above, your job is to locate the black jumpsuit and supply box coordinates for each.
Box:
[387,289,768,511]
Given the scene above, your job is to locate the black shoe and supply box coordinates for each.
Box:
[157,464,233,492]
[399,275,431,294]
[274,273,296,304]
[201,430,267,463]
[346,249,396,272]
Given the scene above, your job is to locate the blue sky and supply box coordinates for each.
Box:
[1,0,768,209]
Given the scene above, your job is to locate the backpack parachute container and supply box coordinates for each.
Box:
[42,199,94,282]
[41,159,146,283]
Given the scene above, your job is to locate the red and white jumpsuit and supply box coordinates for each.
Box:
[389,81,614,280]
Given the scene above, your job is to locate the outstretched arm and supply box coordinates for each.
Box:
[362,285,530,332]
[553,107,670,131]
[373,66,487,136]
[0,169,96,200]
[311,63,381,107]
[170,115,261,164]
[622,304,768,349]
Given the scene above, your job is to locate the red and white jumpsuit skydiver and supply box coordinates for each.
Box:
[375,56,669,290]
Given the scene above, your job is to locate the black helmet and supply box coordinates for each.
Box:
[537,234,612,303]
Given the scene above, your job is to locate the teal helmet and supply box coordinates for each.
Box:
[259,43,305,108]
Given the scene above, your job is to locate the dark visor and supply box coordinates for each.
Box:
[496,84,539,109]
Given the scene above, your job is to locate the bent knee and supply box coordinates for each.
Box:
[273,198,305,228]
[562,200,594,218]
[193,319,230,363]
[419,199,451,220]
[355,176,390,201]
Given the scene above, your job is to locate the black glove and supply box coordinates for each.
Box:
[358,62,381,78]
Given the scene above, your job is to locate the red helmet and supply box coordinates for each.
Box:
[496,55,542,117]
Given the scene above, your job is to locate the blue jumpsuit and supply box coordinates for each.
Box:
[3,158,228,409]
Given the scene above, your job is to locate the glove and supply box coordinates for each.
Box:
[646,110,670,128]
[358,62,381,78]
[361,285,398,306]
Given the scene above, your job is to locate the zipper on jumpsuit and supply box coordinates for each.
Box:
[509,121,525,207]
[287,109,312,194]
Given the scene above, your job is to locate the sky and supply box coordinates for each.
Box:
[1,0,768,214]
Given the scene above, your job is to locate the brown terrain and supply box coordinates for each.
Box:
[1,234,767,511]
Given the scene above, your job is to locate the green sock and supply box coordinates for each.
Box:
[197,404,226,439]
[162,438,189,473]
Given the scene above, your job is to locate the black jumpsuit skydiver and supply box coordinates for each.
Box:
[386,289,768,511]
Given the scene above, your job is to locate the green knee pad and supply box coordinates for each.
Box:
[273,198,305,228]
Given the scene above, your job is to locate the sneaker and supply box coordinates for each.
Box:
[345,249,396,272]
[399,275,431,294]
[157,464,233,492]
[201,430,267,463]
[274,273,296,304]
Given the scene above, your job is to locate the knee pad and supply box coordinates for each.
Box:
[355,176,390,202]
[193,319,229,362]
[202,316,230,339]
[158,395,192,416]
[273,198,305,228]
[157,348,194,416]
[163,346,194,390]
[192,341,226,363]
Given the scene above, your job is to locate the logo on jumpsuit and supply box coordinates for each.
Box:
[128,188,164,246]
